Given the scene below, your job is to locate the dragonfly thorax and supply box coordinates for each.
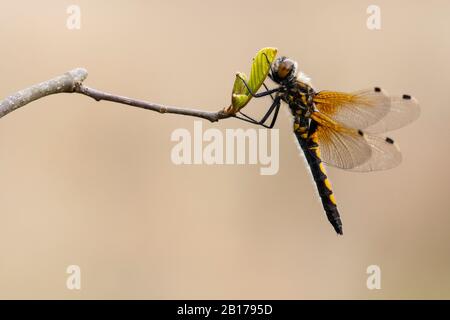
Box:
[282,81,316,119]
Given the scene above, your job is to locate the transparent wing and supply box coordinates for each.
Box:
[311,112,402,171]
[313,88,391,130]
[313,88,420,133]
[347,134,402,172]
[311,113,372,169]
[365,95,420,133]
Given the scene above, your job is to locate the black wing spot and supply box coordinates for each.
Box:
[374,87,381,92]
[402,94,411,100]
[385,137,394,144]
[357,129,364,136]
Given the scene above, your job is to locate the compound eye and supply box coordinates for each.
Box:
[277,61,293,79]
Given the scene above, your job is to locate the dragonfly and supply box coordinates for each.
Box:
[235,56,420,235]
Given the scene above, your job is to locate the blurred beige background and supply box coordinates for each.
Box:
[0,0,449,299]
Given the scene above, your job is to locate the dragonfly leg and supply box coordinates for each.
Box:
[237,74,280,98]
[259,96,281,128]
[234,111,262,126]
[262,52,275,82]
[233,113,270,128]
[262,82,275,101]
[235,96,281,129]
[260,53,275,101]
[267,98,281,129]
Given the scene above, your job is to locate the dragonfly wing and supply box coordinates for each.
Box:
[311,113,372,169]
[311,112,402,171]
[365,95,420,133]
[313,88,419,133]
[313,88,391,130]
[347,133,402,172]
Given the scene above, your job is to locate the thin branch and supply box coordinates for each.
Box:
[0,68,88,118]
[75,85,231,122]
[0,68,234,122]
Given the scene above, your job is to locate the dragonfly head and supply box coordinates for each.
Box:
[270,56,298,84]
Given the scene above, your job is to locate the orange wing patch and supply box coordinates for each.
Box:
[310,112,372,170]
[313,91,360,116]
[310,111,402,171]
[313,88,391,130]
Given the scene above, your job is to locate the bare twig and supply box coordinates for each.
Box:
[75,85,231,122]
[0,68,88,118]
[0,68,233,122]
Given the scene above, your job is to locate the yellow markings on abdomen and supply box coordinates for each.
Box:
[319,162,326,173]
[315,148,321,158]
[319,157,337,205]
[329,194,337,205]
[294,123,308,140]
[324,178,332,190]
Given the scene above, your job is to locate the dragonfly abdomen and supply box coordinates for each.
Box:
[294,124,343,235]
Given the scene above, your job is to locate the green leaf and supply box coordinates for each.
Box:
[231,72,249,108]
[226,47,277,114]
